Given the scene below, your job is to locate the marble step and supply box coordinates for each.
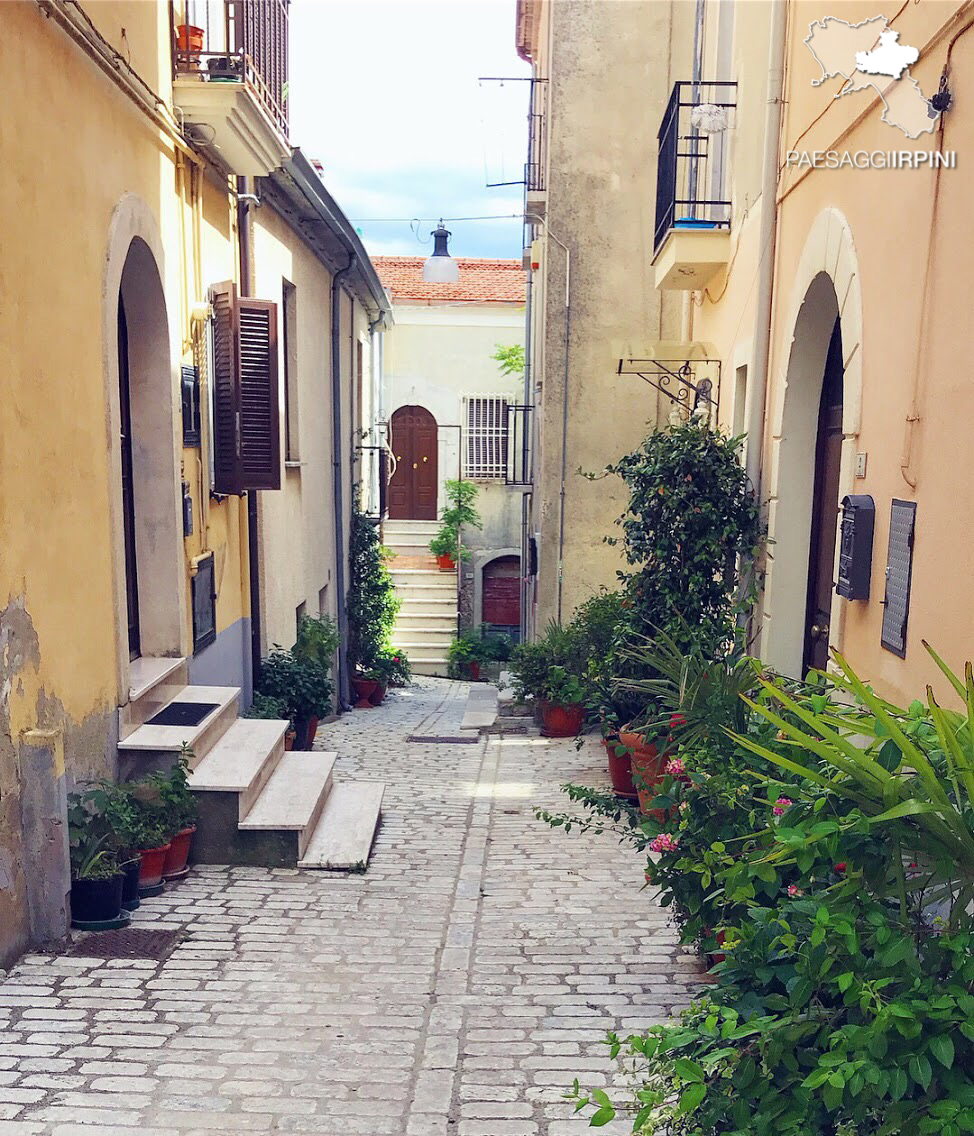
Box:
[188,717,290,816]
[117,685,240,777]
[298,782,384,871]
[239,751,337,860]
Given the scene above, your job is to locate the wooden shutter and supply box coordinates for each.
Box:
[211,281,242,495]
[237,298,281,490]
[209,284,281,494]
[881,499,917,658]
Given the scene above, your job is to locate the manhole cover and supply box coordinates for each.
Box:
[147,701,218,727]
[67,928,183,961]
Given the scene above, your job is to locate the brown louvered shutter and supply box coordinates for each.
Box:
[210,281,242,495]
[237,298,281,490]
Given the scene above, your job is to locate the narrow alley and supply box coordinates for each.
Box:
[0,679,701,1136]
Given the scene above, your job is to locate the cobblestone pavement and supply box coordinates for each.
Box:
[0,678,703,1136]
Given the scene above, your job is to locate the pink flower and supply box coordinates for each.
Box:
[787,884,801,898]
[665,757,685,776]
[772,796,793,816]
[649,833,680,854]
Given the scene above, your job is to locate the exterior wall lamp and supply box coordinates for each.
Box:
[422,220,459,283]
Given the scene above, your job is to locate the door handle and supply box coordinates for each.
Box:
[810,623,829,640]
[413,463,418,469]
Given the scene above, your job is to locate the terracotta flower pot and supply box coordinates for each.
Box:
[71,874,124,924]
[436,553,456,572]
[163,826,196,879]
[603,736,638,800]
[369,682,387,705]
[352,678,379,708]
[541,700,585,738]
[138,843,171,890]
[619,727,667,815]
[304,715,320,749]
[461,662,481,681]
[284,729,296,751]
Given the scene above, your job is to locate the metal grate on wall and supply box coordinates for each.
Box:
[881,499,916,658]
[192,553,217,654]
[464,396,510,480]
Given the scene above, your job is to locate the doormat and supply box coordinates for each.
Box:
[147,701,218,727]
[66,927,183,961]
[406,734,480,744]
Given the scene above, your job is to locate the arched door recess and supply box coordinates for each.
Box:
[388,405,438,520]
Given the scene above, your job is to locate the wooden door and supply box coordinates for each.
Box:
[483,556,521,627]
[117,297,141,660]
[388,406,438,520]
[803,318,844,675]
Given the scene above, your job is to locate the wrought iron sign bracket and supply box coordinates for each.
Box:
[617,357,721,412]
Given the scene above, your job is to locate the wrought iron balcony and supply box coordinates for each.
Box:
[653,81,736,289]
[526,78,548,194]
[173,0,290,175]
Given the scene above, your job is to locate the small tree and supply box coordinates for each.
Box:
[347,499,400,673]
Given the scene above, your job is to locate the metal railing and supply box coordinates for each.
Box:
[505,404,533,486]
[525,77,548,193]
[654,81,736,256]
[174,0,289,136]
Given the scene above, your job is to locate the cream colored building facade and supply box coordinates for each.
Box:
[0,0,388,966]
[518,0,973,705]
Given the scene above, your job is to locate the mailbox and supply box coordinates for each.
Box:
[836,494,874,601]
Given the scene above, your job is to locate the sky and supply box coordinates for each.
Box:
[288,0,531,261]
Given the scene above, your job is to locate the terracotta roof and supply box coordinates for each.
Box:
[372,256,525,304]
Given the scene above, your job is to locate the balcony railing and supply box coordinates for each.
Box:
[654,81,736,256]
[505,404,533,487]
[175,0,289,137]
[525,78,548,193]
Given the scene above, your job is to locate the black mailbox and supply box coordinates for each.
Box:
[836,494,874,600]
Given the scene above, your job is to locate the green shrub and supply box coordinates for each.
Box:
[294,613,339,674]
[257,647,332,722]
[245,692,289,721]
[348,500,400,672]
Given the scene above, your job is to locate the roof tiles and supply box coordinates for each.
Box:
[372,256,525,304]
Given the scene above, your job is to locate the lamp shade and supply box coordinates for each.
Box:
[422,221,459,283]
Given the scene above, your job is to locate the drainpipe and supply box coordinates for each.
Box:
[332,253,356,711]
[520,262,533,643]
[237,175,262,699]
[744,1,787,500]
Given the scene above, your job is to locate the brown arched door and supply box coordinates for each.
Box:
[482,555,521,630]
[388,405,438,520]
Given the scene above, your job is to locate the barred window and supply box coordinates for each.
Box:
[465,396,509,480]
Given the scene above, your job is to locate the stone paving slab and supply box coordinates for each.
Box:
[0,677,702,1134]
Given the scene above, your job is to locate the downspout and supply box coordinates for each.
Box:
[237,175,262,698]
[744,1,787,500]
[521,262,533,643]
[332,253,356,711]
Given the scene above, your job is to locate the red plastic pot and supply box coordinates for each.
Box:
[352,678,379,708]
[138,843,171,889]
[303,715,320,749]
[369,682,387,706]
[603,736,638,800]
[619,727,667,815]
[461,662,481,682]
[436,553,456,572]
[540,700,585,738]
[176,24,204,52]
[163,827,196,879]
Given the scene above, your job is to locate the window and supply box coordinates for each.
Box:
[318,585,328,616]
[282,279,298,460]
[732,364,747,440]
[881,500,917,658]
[465,396,509,480]
[210,281,281,494]
[295,600,307,639]
[192,553,217,653]
[181,365,202,446]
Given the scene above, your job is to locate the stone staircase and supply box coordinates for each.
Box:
[118,656,383,870]
[385,519,457,677]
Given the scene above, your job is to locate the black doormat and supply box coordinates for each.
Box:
[147,701,218,727]
[66,927,183,961]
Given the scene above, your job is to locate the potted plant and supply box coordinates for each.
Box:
[448,633,481,680]
[430,524,460,572]
[257,647,332,750]
[540,666,588,737]
[67,797,124,926]
[603,730,638,800]
[618,722,666,813]
[245,692,295,747]
[381,649,412,688]
[157,750,198,881]
[352,668,381,708]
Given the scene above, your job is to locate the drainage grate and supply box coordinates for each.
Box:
[147,701,218,727]
[67,928,183,961]
[406,734,481,744]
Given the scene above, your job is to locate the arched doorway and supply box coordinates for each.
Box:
[482,554,521,633]
[112,237,182,664]
[388,405,438,520]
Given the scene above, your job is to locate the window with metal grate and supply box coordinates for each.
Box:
[465,395,510,479]
[192,553,217,654]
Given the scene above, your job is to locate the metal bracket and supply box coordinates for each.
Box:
[617,356,721,411]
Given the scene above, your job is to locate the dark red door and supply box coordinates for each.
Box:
[803,318,844,675]
[388,406,438,520]
[483,556,521,627]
